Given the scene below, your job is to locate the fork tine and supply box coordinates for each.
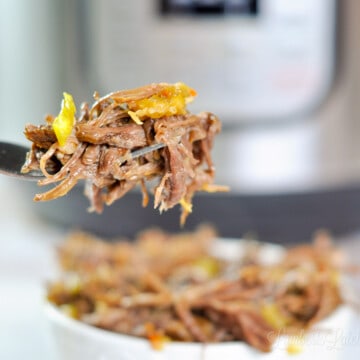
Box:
[0,141,166,181]
[0,141,165,181]
[130,143,165,159]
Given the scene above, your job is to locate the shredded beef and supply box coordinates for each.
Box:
[47,227,348,353]
[22,83,228,223]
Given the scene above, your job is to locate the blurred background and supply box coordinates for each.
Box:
[1,0,360,242]
[1,1,360,359]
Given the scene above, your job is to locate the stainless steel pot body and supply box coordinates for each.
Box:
[2,0,360,242]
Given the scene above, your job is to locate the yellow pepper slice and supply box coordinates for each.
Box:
[127,110,143,125]
[261,303,290,329]
[287,334,305,355]
[128,82,197,123]
[179,197,193,213]
[53,92,77,146]
[193,256,220,277]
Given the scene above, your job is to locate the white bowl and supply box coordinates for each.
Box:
[45,302,354,360]
[45,239,355,360]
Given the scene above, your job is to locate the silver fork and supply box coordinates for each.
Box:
[0,141,165,181]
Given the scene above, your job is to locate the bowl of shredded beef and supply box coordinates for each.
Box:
[45,226,355,360]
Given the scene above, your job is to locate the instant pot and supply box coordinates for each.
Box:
[2,0,360,242]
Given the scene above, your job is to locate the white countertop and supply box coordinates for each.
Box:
[1,176,360,359]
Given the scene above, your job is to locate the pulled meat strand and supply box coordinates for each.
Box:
[174,301,209,342]
[75,123,147,148]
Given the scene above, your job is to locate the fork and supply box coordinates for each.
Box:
[0,141,165,181]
